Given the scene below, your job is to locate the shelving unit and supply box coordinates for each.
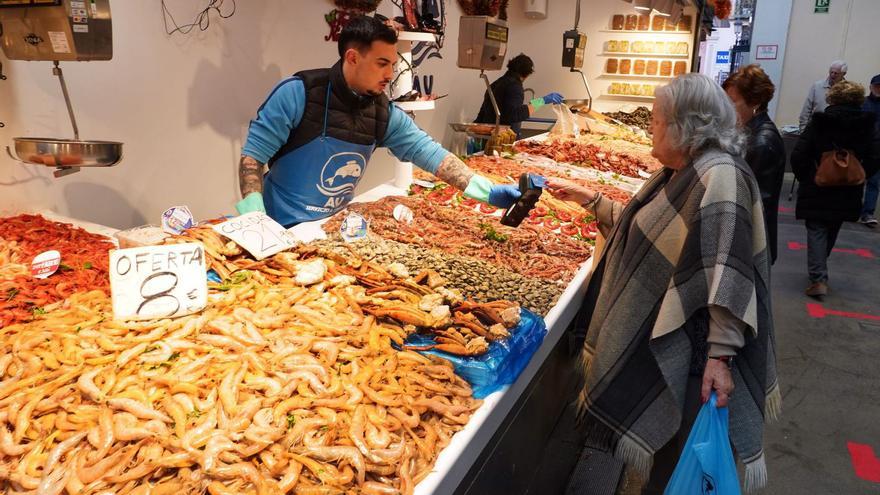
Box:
[597,12,696,105]
[602,52,689,58]
[599,29,691,34]
[389,28,440,189]
[600,73,675,80]
[600,93,657,101]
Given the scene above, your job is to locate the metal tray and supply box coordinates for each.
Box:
[7,137,123,168]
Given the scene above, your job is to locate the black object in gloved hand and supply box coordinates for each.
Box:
[500,174,545,227]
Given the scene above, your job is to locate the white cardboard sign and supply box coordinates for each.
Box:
[212,212,297,260]
[109,243,207,320]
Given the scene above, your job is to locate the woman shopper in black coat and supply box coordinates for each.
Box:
[723,64,787,263]
[791,81,880,297]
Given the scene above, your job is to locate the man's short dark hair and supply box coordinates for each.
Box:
[507,54,534,78]
[338,16,398,58]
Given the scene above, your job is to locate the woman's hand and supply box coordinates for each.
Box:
[544,178,597,206]
[702,358,735,407]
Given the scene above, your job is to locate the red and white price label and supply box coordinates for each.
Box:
[31,250,61,279]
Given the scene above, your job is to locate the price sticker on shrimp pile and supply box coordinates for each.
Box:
[109,243,207,320]
[212,211,297,260]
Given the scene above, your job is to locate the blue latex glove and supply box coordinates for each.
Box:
[488,184,522,209]
[543,92,564,105]
[235,191,267,215]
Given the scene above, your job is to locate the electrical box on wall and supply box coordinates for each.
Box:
[457,16,508,71]
[524,0,547,19]
[562,30,587,69]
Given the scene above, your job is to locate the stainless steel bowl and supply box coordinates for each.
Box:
[449,123,513,137]
[7,137,123,168]
[563,99,592,112]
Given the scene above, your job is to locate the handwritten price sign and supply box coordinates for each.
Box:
[212,212,297,260]
[109,243,207,320]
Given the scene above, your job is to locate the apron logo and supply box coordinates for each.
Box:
[316,152,366,209]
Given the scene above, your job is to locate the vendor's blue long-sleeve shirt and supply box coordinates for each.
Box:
[242,78,448,173]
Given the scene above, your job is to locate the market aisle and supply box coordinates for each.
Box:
[761,187,880,494]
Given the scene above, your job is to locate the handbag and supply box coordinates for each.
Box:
[815,146,866,187]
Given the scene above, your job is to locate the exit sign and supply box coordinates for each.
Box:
[815,0,830,13]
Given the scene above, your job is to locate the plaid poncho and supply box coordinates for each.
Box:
[576,149,781,492]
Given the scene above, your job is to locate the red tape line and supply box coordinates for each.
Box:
[807,303,880,322]
[787,242,875,259]
[847,442,880,483]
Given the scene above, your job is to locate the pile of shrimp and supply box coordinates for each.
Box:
[0,248,482,495]
[0,215,115,327]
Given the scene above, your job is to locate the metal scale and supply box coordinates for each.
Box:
[561,0,594,115]
[452,15,513,154]
[0,0,122,177]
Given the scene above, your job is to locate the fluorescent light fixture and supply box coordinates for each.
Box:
[633,0,652,10]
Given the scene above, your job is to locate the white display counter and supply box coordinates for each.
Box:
[29,181,595,495]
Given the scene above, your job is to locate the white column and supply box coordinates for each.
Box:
[749,0,794,120]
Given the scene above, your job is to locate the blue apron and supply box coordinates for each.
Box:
[264,84,376,227]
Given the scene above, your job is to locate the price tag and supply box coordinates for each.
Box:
[109,243,207,320]
[31,250,61,279]
[340,213,369,243]
[161,205,195,234]
[212,212,297,260]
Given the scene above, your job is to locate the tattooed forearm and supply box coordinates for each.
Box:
[434,154,475,191]
[239,155,265,197]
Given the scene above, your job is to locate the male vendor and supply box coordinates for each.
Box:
[236,15,520,226]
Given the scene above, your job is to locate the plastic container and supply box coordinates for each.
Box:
[114,225,170,248]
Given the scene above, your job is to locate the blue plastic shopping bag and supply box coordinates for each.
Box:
[664,393,741,495]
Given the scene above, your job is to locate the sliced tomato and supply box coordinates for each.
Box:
[438,186,456,199]
[532,206,548,217]
[460,197,479,208]
[479,203,498,214]
[555,211,572,222]
[426,190,447,203]
[560,224,579,236]
[410,185,425,195]
[526,215,545,224]
[543,217,561,230]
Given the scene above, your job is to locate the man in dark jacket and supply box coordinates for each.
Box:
[474,54,563,138]
[792,81,880,297]
[859,74,880,226]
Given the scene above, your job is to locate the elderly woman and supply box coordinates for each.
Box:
[547,74,780,493]
[723,64,786,263]
[791,81,880,297]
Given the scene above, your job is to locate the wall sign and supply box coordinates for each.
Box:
[212,212,297,260]
[814,0,830,13]
[109,243,207,320]
[715,51,731,64]
[755,44,778,60]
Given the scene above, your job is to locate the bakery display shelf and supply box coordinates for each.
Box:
[599,29,692,34]
[600,52,690,58]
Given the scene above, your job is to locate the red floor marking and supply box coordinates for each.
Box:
[778,206,794,213]
[847,442,880,483]
[807,303,880,322]
[787,241,875,259]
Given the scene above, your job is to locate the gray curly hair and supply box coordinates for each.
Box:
[655,73,746,159]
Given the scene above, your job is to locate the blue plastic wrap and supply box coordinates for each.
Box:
[403,308,547,399]
[665,393,741,495]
